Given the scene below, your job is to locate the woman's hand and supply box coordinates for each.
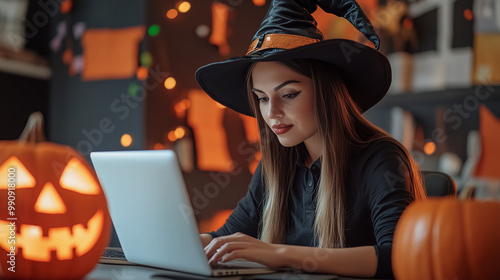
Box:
[204,232,286,268]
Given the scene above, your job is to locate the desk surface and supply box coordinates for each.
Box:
[85,263,369,280]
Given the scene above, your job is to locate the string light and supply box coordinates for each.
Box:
[136,66,148,80]
[174,127,186,139]
[252,0,266,6]
[153,143,165,150]
[128,82,140,97]
[148,24,160,36]
[121,134,133,147]
[178,2,191,13]
[463,9,473,21]
[140,52,153,67]
[167,9,178,19]
[164,77,177,90]
[423,141,436,155]
[167,131,177,142]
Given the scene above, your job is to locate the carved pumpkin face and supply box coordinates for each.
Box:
[0,141,111,280]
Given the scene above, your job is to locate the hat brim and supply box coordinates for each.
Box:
[195,39,391,117]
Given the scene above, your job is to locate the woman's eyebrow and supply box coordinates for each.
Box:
[252,80,301,93]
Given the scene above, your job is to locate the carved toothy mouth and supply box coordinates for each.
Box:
[0,210,104,261]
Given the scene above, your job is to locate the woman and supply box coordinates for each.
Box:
[196,0,426,278]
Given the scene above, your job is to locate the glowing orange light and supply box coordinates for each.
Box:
[60,158,101,194]
[424,142,436,155]
[252,0,266,6]
[178,1,191,13]
[34,183,67,214]
[0,156,36,189]
[463,9,473,21]
[403,18,413,30]
[63,49,73,65]
[174,127,186,139]
[181,99,191,109]
[167,9,178,19]
[174,99,192,118]
[153,143,165,150]
[164,77,176,90]
[136,66,148,80]
[121,134,133,147]
[60,0,73,14]
[168,131,178,142]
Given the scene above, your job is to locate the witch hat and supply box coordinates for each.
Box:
[196,0,391,116]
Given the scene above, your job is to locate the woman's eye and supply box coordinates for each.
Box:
[258,97,269,102]
[283,91,301,99]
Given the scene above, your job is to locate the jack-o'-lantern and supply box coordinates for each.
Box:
[393,198,500,280]
[0,112,111,280]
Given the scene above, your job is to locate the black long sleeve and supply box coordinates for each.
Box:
[209,140,417,278]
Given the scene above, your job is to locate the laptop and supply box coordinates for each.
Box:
[90,150,275,277]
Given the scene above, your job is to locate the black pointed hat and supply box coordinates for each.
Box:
[195,0,391,116]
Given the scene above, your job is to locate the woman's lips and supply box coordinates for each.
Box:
[272,124,293,135]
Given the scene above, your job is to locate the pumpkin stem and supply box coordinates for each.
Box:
[19,112,47,143]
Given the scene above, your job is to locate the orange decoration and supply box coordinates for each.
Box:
[473,34,500,84]
[209,2,231,56]
[0,113,111,280]
[474,105,500,179]
[187,89,232,171]
[82,26,145,81]
[393,198,500,280]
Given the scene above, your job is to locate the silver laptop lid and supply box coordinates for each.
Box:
[90,150,212,276]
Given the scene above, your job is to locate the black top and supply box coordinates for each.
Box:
[209,140,416,278]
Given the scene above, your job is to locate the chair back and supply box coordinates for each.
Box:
[422,171,457,197]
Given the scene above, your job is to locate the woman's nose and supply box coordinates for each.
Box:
[267,99,283,119]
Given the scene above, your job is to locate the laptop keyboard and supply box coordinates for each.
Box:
[101,248,126,259]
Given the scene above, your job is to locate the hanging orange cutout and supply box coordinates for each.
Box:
[209,2,231,56]
[82,26,145,81]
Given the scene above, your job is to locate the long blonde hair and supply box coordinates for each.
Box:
[246,59,426,248]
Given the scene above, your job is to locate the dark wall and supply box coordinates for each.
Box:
[0,72,49,140]
[49,0,145,157]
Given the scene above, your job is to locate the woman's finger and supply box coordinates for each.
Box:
[208,241,251,265]
[204,232,249,259]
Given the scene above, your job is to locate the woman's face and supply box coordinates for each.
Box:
[251,61,318,147]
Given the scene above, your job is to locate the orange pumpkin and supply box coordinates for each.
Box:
[393,198,500,280]
[0,112,111,279]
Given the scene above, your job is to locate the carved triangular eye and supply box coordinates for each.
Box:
[34,182,67,214]
[0,156,36,189]
[59,158,100,194]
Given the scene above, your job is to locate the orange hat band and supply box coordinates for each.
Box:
[246,34,320,56]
